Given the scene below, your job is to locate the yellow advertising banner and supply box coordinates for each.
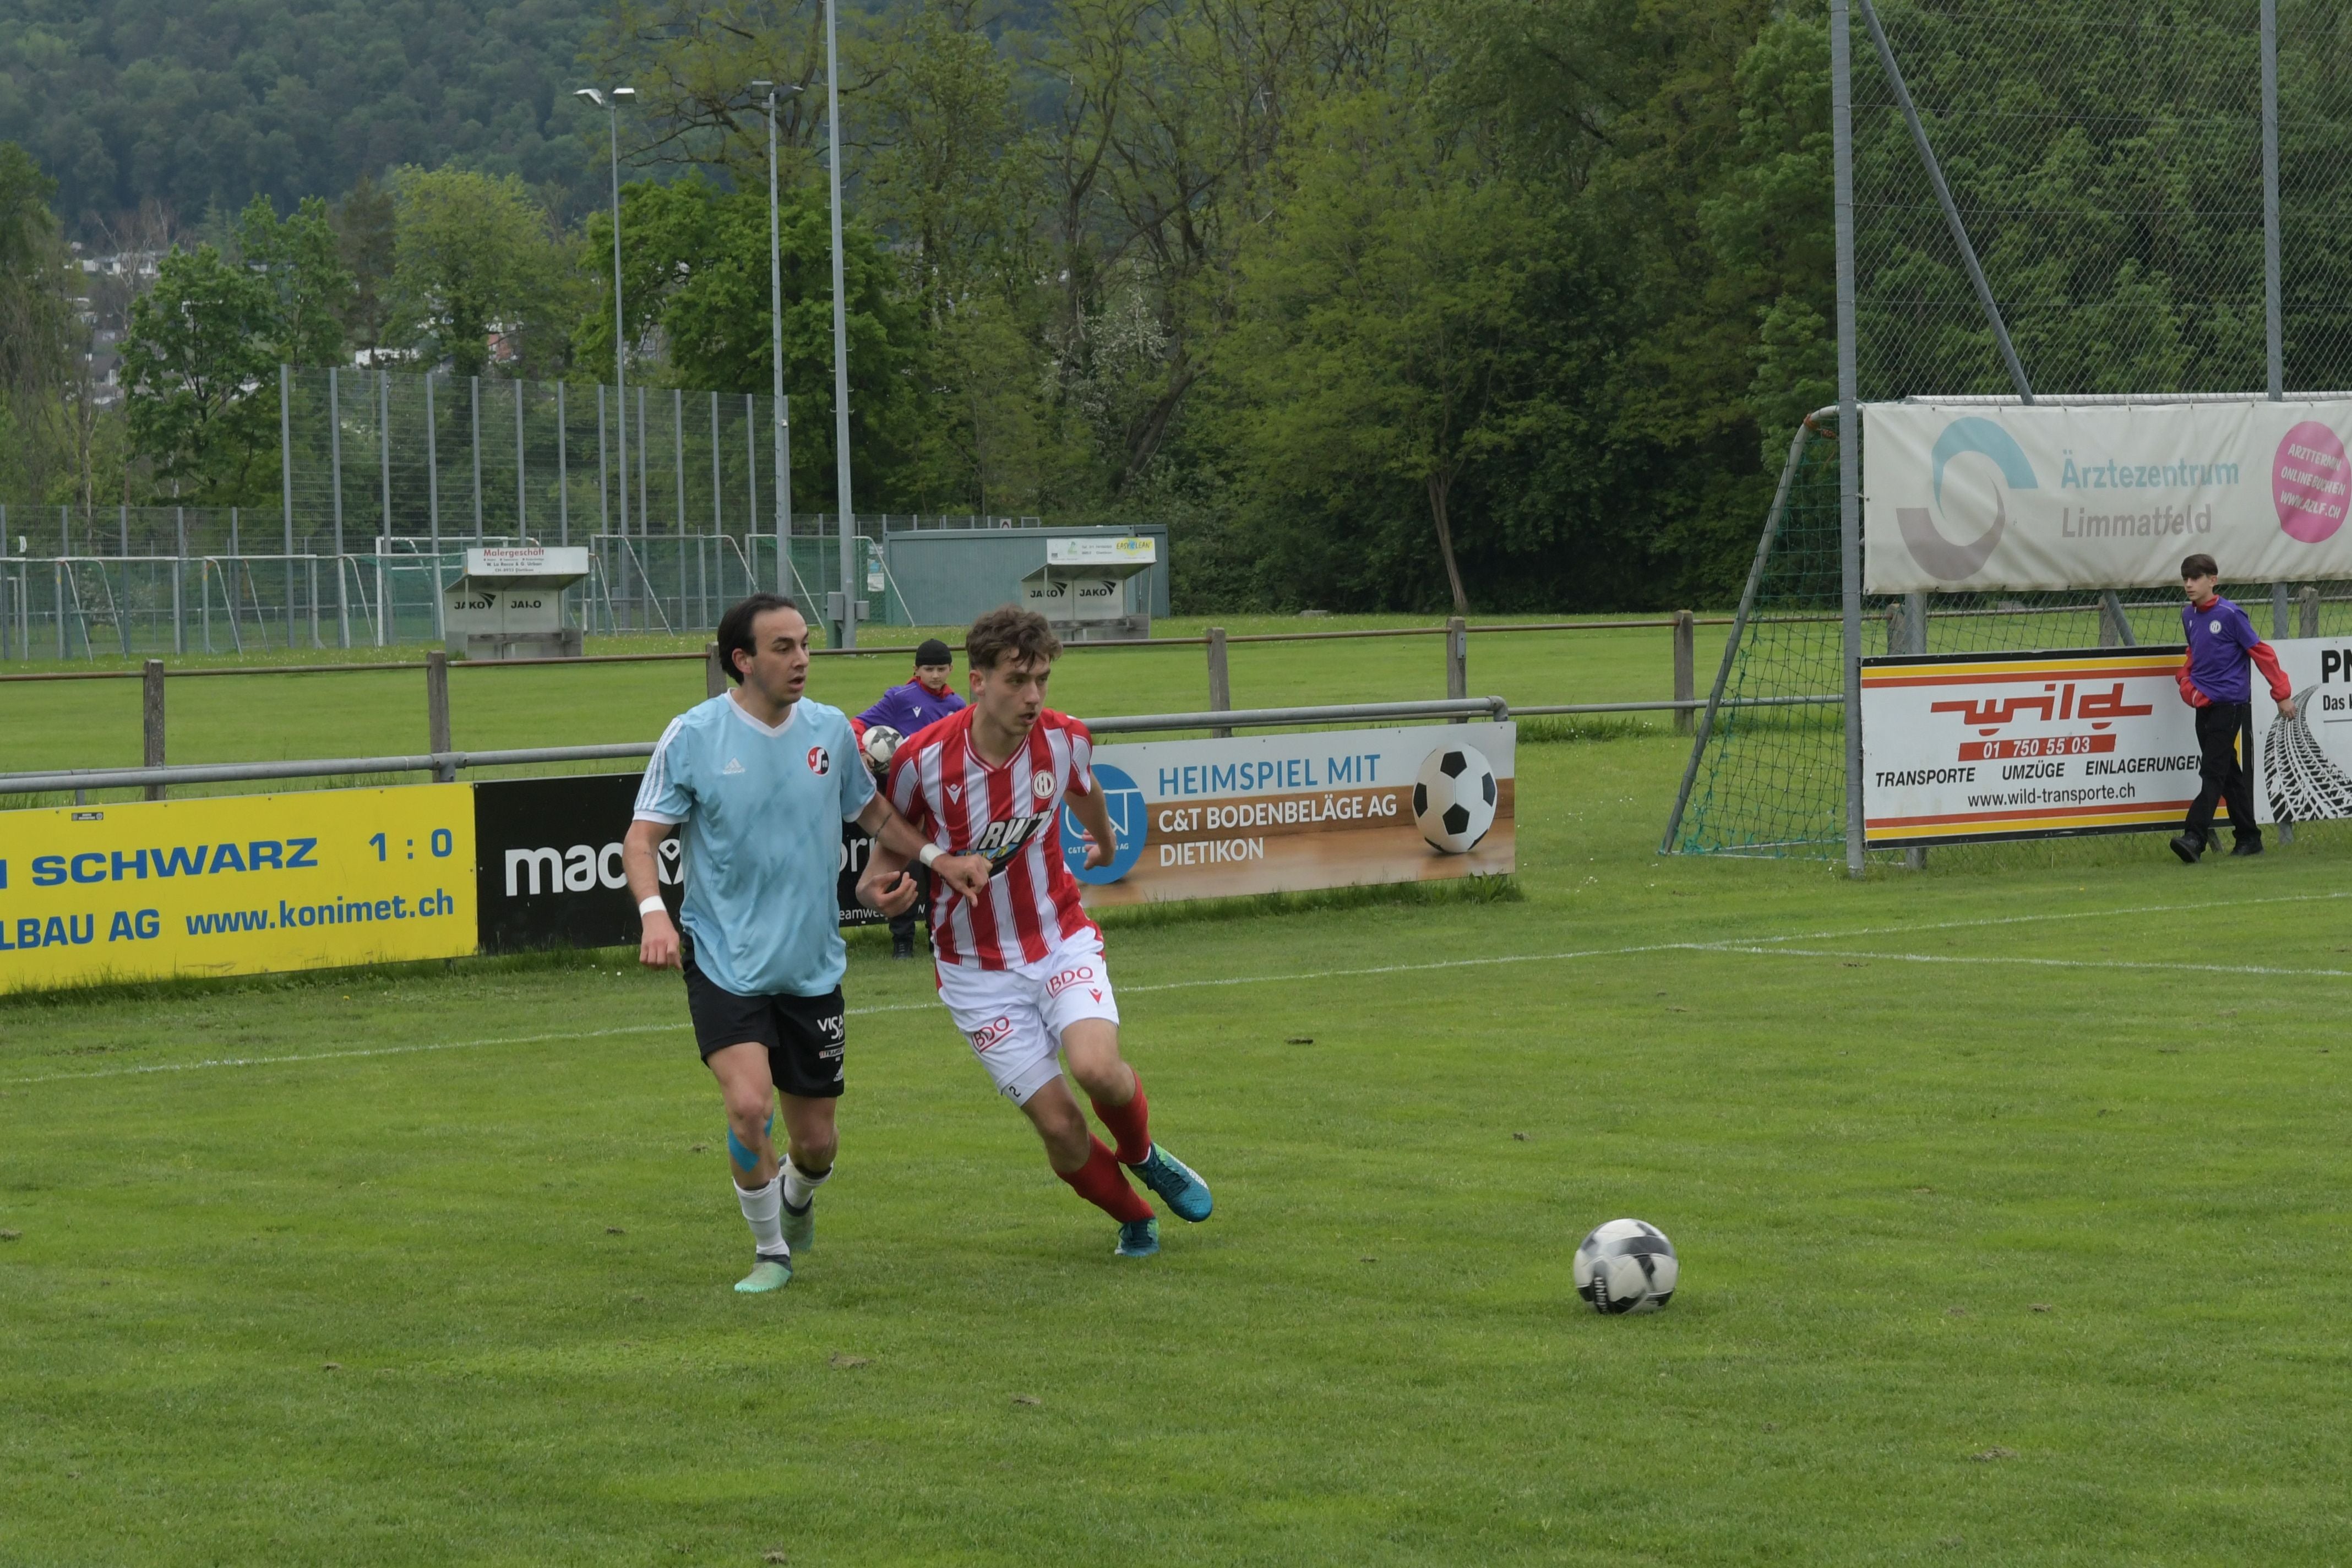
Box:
[0,786,477,992]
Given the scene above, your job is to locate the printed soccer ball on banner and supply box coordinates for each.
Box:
[1412,744,1498,853]
[1572,1218,1678,1315]
[861,725,904,775]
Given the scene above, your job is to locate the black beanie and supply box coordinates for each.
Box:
[915,638,953,666]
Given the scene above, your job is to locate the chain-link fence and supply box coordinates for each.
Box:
[1672,0,2352,863]
[0,368,957,660]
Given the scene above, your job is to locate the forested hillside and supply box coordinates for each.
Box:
[0,0,610,231]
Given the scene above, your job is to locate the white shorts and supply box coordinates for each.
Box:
[934,933,1121,1106]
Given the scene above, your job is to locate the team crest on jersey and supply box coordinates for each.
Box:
[806,745,831,776]
[1032,769,1055,799]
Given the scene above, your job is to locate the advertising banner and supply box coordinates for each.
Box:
[471,774,889,954]
[2249,638,2352,823]
[1860,649,2214,846]
[1865,399,2352,593]
[0,786,476,993]
[1064,722,1515,905]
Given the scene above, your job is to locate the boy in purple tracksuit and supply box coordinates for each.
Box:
[2170,553,2297,863]
[856,638,967,739]
[853,640,966,955]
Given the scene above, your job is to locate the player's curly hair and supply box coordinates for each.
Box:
[964,605,1063,671]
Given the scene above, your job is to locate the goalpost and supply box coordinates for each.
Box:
[1663,0,2352,873]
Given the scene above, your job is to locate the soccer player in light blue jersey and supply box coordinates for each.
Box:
[623,594,991,1294]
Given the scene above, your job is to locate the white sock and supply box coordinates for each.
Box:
[737,1174,786,1257]
[782,1158,832,1211]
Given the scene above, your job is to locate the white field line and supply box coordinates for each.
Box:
[8,888,2346,1088]
[2,942,1714,1088]
[1711,945,2352,981]
[1733,888,2352,948]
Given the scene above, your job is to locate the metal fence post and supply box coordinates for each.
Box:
[636,385,649,628]
[426,650,454,781]
[427,373,445,641]
[172,506,187,656]
[2263,0,2283,400]
[329,367,350,649]
[1833,0,1864,877]
[705,640,726,698]
[378,370,393,646]
[516,377,529,541]
[1899,595,1931,869]
[142,659,166,801]
[790,393,799,595]
[1672,609,1696,734]
[471,375,484,545]
[2299,584,2321,638]
[2273,581,2290,639]
[1445,616,1468,722]
[557,380,569,547]
[282,372,299,649]
[1206,625,1232,738]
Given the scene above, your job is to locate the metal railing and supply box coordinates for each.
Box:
[0,698,1515,800]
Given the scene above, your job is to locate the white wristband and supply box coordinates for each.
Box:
[638,896,668,917]
[917,843,944,869]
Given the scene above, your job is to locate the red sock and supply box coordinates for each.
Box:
[1058,1135,1152,1223]
[1090,1071,1151,1166]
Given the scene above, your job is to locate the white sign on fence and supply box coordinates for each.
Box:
[1046,536,1155,567]
[1865,399,2352,594]
[1859,647,2214,846]
[1070,722,1516,903]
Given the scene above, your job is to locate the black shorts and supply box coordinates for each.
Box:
[679,937,846,1098]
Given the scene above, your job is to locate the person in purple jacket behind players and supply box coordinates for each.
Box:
[2170,553,2297,864]
[856,639,966,955]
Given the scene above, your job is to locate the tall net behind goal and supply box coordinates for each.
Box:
[1667,0,2352,861]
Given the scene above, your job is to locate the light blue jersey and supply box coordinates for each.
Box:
[634,694,875,998]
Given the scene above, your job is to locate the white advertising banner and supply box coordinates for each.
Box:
[2250,638,2352,823]
[1859,648,2221,846]
[1864,399,2352,593]
[1065,722,1515,904]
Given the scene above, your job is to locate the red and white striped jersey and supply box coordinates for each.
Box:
[887,707,1099,968]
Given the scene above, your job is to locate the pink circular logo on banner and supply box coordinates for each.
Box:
[2274,421,2350,542]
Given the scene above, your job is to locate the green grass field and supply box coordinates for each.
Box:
[6,706,2352,1563]
[0,614,1723,787]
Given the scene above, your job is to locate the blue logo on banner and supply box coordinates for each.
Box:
[1062,763,1147,884]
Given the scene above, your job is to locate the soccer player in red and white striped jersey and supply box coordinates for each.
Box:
[862,606,1212,1258]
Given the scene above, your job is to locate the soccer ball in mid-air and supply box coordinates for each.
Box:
[861,724,904,776]
[1573,1218,1678,1315]
[1412,744,1498,853]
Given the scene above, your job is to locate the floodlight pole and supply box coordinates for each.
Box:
[578,86,635,554]
[754,80,801,596]
[823,0,857,648]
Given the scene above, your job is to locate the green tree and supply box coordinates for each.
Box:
[1236,94,1564,614]
[386,167,580,379]
[0,141,79,504]
[235,194,353,366]
[118,244,282,503]
[333,173,399,351]
[580,175,928,511]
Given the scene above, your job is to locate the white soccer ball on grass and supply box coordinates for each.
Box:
[1572,1218,1678,1315]
[1412,743,1498,853]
